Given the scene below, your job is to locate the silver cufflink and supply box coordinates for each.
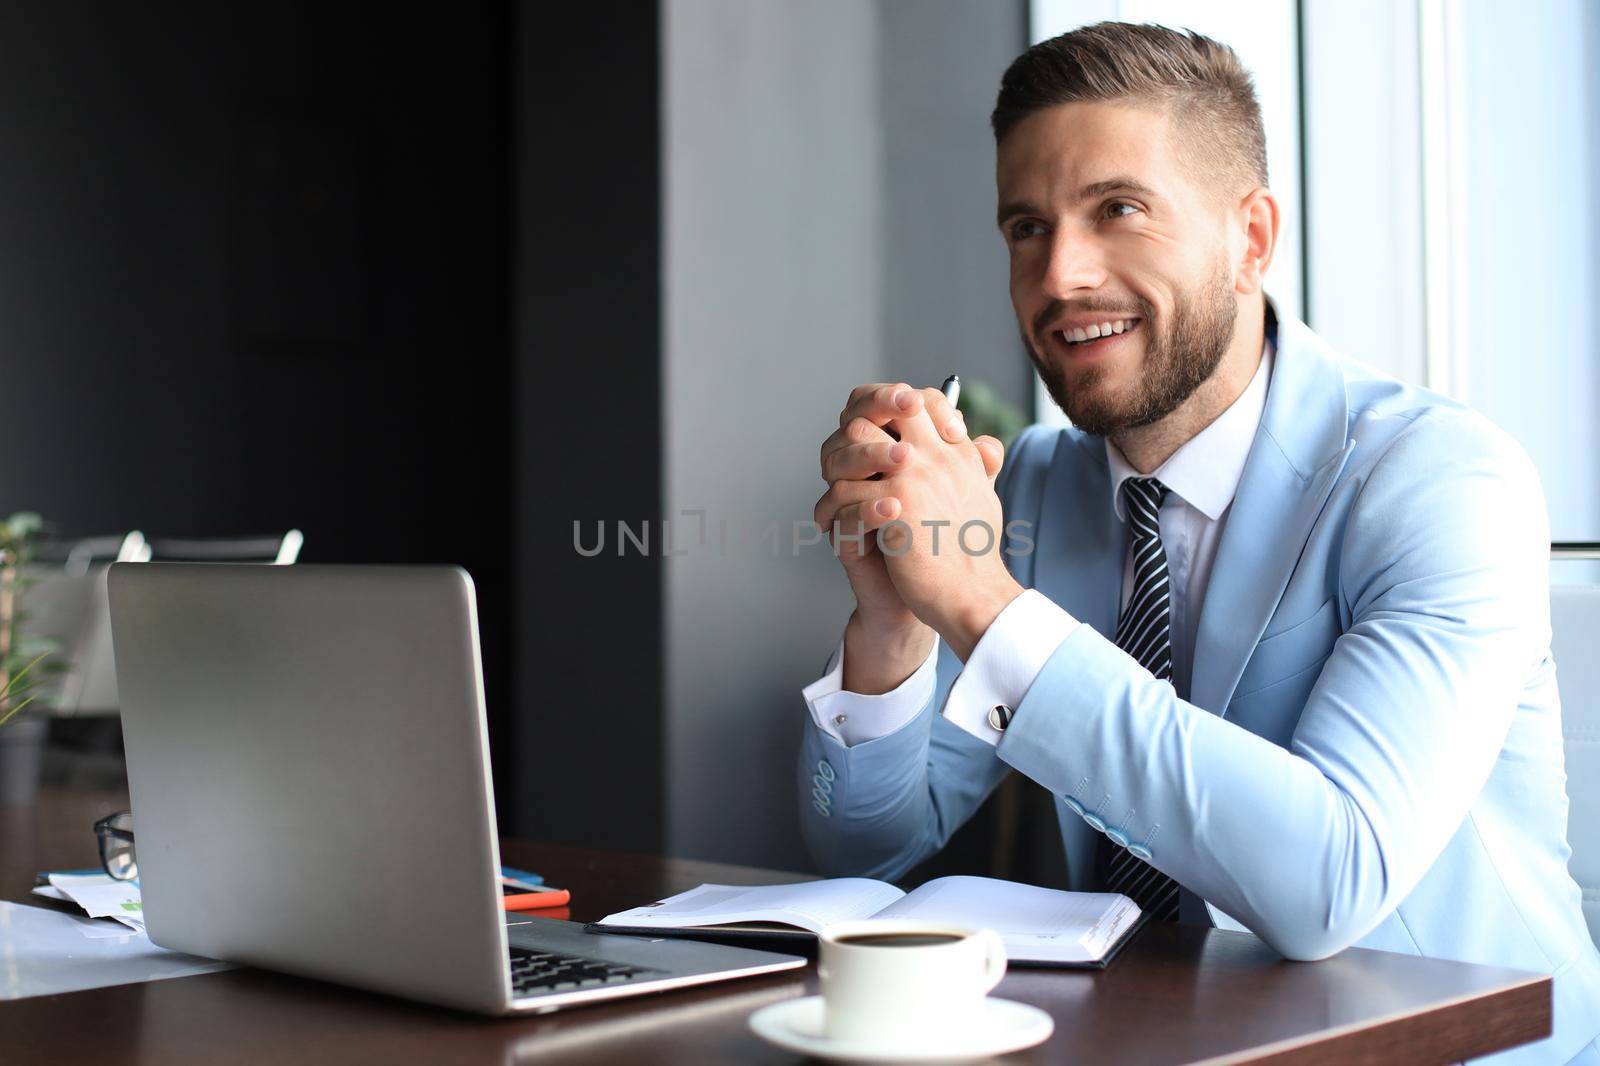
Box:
[987,705,1013,731]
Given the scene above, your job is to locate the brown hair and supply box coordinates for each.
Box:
[992,22,1267,198]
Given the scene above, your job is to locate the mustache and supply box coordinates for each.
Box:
[1031,298,1152,339]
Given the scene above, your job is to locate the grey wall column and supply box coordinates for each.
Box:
[662,0,884,868]
[879,0,1033,404]
[662,0,1028,869]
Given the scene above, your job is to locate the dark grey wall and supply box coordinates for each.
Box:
[0,2,514,801]
[514,3,664,852]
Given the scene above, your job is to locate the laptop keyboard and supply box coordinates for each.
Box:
[509,946,665,996]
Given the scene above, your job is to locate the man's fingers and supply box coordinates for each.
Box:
[919,387,969,444]
[839,382,923,429]
[888,401,946,451]
[822,440,913,484]
[974,435,1005,481]
[828,498,902,548]
[820,417,896,479]
[813,480,883,535]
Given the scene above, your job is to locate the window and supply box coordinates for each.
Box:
[1030,0,1600,547]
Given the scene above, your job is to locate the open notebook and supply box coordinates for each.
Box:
[591,875,1144,968]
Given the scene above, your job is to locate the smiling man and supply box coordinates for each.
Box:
[799,22,1599,1064]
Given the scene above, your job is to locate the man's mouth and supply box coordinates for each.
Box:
[1049,317,1141,353]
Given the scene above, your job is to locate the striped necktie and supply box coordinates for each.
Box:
[1101,476,1182,922]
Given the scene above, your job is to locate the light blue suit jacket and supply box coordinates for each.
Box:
[799,306,1600,1063]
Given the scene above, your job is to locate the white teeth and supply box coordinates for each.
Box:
[1062,319,1137,344]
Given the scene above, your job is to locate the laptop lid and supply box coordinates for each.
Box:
[108,563,511,1013]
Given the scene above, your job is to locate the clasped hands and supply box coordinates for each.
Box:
[815,383,1025,677]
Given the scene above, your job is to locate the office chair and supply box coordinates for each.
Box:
[139,529,304,564]
[30,531,150,575]
[25,533,151,716]
[30,530,305,716]
[1551,542,1600,949]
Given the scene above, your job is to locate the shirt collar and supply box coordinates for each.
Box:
[1106,336,1274,523]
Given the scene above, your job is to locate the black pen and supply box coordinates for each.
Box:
[940,374,961,409]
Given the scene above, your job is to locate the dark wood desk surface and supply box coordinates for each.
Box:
[1,788,1551,1064]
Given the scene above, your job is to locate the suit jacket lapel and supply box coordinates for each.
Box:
[1188,306,1355,714]
[1031,431,1125,638]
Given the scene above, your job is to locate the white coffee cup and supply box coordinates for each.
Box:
[817,920,1008,1045]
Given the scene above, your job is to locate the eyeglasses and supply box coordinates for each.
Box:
[94,811,137,881]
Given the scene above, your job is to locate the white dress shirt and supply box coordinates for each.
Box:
[804,339,1274,747]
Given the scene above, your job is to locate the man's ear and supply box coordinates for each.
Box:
[1233,187,1279,296]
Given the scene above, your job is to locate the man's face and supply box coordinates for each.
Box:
[996,101,1239,437]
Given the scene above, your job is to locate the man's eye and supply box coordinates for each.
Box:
[1103,201,1140,220]
[1009,219,1046,241]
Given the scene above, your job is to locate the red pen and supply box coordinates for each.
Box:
[501,878,571,911]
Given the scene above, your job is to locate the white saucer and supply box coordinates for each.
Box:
[748,995,1053,1063]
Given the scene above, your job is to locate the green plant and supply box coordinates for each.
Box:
[0,512,62,729]
[954,378,1032,449]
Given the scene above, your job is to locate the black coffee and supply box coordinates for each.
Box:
[835,933,963,948]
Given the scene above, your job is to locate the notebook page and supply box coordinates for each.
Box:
[873,876,1139,963]
[596,879,905,935]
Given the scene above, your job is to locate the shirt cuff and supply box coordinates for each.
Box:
[940,589,1078,745]
[802,636,938,747]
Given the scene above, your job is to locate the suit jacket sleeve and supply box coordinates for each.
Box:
[995,409,1551,959]
[796,426,1057,879]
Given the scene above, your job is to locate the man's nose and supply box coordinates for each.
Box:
[1041,230,1106,298]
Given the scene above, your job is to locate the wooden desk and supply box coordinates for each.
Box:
[1,788,1551,1064]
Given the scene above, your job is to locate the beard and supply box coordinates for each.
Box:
[1026,259,1237,438]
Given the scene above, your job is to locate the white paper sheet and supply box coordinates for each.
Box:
[873,876,1138,963]
[51,908,148,941]
[1204,901,1254,934]
[34,881,145,937]
[0,902,231,999]
[47,872,145,923]
[598,879,907,935]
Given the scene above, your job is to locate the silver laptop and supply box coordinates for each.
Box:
[107,562,804,1014]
